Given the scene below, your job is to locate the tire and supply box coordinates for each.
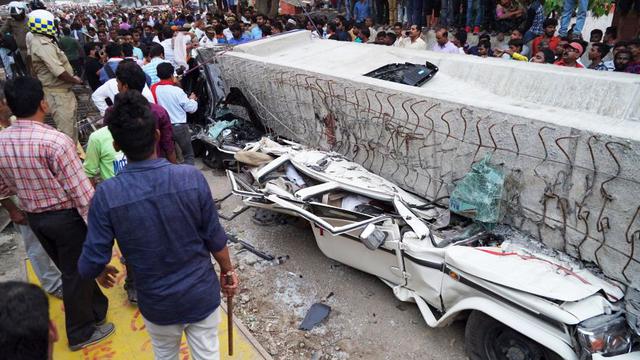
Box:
[465,311,561,360]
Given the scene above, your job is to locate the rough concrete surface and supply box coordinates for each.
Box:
[203,167,468,360]
[198,33,640,287]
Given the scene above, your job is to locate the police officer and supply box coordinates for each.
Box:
[28,9,83,143]
[1,2,30,75]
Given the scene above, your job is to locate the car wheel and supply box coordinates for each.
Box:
[465,311,560,360]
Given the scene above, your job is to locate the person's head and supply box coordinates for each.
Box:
[0,281,56,360]
[359,28,370,42]
[453,29,467,47]
[105,42,123,58]
[254,13,265,26]
[148,43,164,60]
[612,41,628,58]
[61,27,71,36]
[531,49,553,63]
[477,40,491,57]
[435,28,448,46]
[385,32,397,45]
[614,49,632,71]
[83,42,101,58]
[589,29,603,43]
[97,30,108,43]
[409,25,422,40]
[374,31,386,44]
[109,28,118,41]
[543,18,557,37]
[334,15,345,29]
[478,33,490,43]
[603,26,617,44]
[555,36,569,56]
[589,42,609,61]
[226,16,236,26]
[122,30,134,44]
[88,26,97,37]
[162,26,174,41]
[121,43,134,57]
[115,59,145,93]
[144,24,153,33]
[393,22,402,36]
[628,39,640,59]
[508,38,524,53]
[364,17,373,28]
[562,41,583,63]
[156,62,174,81]
[230,23,243,39]
[327,22,337,35]
[4,76,47,121]
[510,29,523,40]
[107,91,158,162]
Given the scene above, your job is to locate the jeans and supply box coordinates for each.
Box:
[143,308,221,360]
[409,0,425,26]
[523,29,539,43]
[466,0,483,27]
[27,209,109,346]
[338,0,353,19]
[173,123,195,165]
[559,0,588,36]
[16,224,62,293]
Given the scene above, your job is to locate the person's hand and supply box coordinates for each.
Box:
[220,271,239,298]
[189,92,197,100]
[73,76,83,85]
[8,208,27,225]
[96,265,119,288]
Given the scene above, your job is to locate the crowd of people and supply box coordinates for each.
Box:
[0,0,638,359]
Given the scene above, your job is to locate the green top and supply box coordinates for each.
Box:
[83,127,127,180]
[58,35,81,61]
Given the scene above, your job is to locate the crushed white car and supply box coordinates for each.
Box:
[226,138,640,360]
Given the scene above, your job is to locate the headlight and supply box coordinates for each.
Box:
[577,313,632,357]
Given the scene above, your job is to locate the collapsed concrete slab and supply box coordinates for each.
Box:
[200,31,640,287]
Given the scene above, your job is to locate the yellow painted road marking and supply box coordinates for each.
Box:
[26,246,267,359]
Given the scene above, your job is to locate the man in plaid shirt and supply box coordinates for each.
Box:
[0,76,114,351]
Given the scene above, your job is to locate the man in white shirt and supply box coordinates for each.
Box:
[92,60,155,116]
[151,63,198,165]
[432,28,460,54]
[398,25,427,50]
[199,26,218,48]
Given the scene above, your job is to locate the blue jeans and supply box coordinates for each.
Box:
[466,0,483,27]
[559,0,588,36]
[409,0,425,26]
[17,223,62,293]
[523,29,539,43]
[338,0,353,19]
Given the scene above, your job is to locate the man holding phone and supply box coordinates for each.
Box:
[398,25,427,50]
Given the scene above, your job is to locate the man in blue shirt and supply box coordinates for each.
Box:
[78,90,238,359]
[353,0,371,23]
[228,23,251,45]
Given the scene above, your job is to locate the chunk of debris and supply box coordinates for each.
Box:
[299,303,331,331]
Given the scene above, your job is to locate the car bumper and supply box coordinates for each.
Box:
[592,352,640,359]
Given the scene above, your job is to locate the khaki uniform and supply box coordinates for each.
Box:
[0,17,29,60]
[30,33,78,142]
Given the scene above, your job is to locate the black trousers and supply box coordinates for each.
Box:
[27,209,108,346]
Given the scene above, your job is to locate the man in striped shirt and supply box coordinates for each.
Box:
[0,76,114,351]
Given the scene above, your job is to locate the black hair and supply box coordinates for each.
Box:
[375,31,386,40]
[115,60,146,92]
[149,43,164,58]
[590,29,603,36]
[614,40,629,48]
[455,30,467,44]
[118,29,131,37]
[629,39,640,48]
[141,44,150,58]
[83,42,101,56]
[0,281,50,360]
[105,42,122,58]
[508,38,524,49]
[541,48,555,63]
[478,39,491,49]
[386,32,397,43]
[260,24,272,36]
[230,23,242,32]
[360,28,370,38]
[162,26,174,41]
[543,18,558,28]
[4,76,44,118]
[107,91,156,162]
[156,62,174,80]
[328,23,337,33]
[62,27,71,36]
[591,43,610,58]
[121,43,134,57]
[479,33,491,41]
[393,22,402,28]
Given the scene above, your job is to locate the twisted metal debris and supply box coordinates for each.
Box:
[216,56,640,286]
